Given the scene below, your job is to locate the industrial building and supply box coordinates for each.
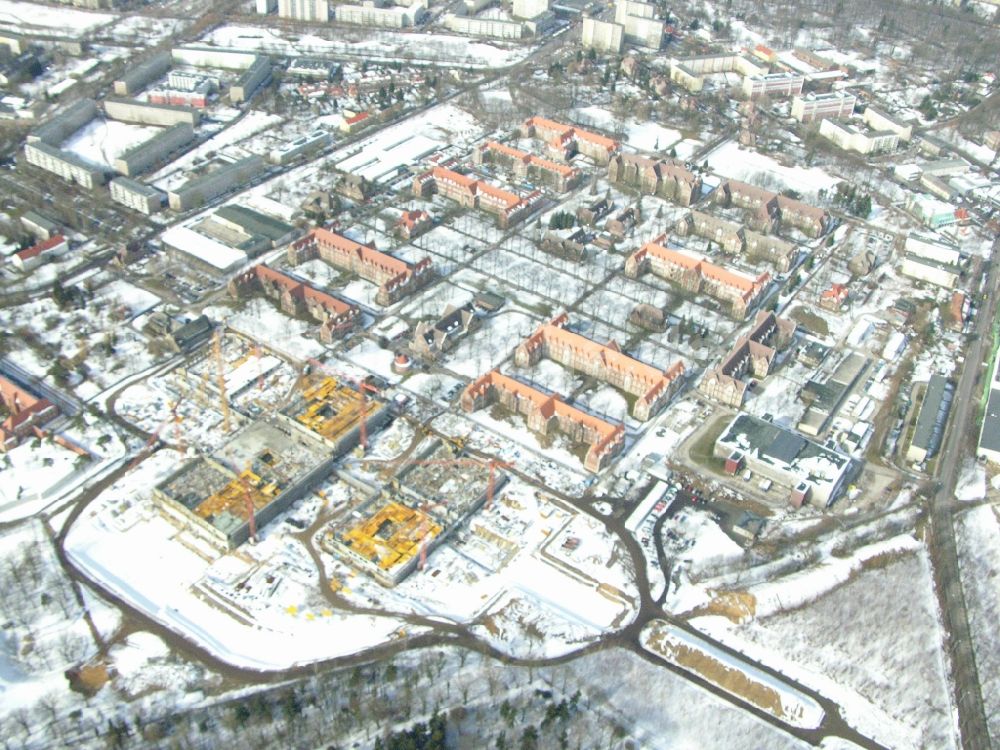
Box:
[171,46,260,71]
[461,370,625,472]
[287,228,433,305]
[113,123,195,177]
[168,155,267,211]
[228,264,359,343]
[28,98,98,145]
[522,116,620,164]
[282,375,390,451]
[906,374,953,464]
[581,17,624,53]
[674,210,795,271]
[230,56,271,104]
[715,413,858,507]
[791,92,856,123]
[625,238,771,319]
[514,313,684,421]
[153,417,335,548]
[23,141,106,189]
[797,351,869,437]
[977,362,1000,464]
[113,52,171,96]
[104,97,201,128]
[412,166,544,228]
[607,154,701,206]
[473,141,582,192]
[109,177,165,215]
[278,0,329,21]
[699,311,796,406]
[904,233,963,267]
[898,252,962,289]
[212,205,297,249]
[268,129,330,165]
[161,225,248,275]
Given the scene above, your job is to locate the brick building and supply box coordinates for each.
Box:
[514,313,684,421]
[675,210,795,271]
[715,179,830,237]
[228,264,359,343]
[287,228,432,306]
[412,166,543,228]
[474,141,582,192]
[396,209,432,240]
[698,311,796,406]
[411,303,478,359]
[521,116,620,164]
[607,153,701,205]
[625,238,770,319]
[461,370,625,472]
[0,375,59,451]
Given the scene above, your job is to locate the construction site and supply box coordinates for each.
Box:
[323,441,506,586]
[282,372,390,453]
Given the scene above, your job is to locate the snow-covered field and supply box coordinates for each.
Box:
[571,105,686,153]
[705,141,841,201]
[0,0,113,33]
[62,120,161,168]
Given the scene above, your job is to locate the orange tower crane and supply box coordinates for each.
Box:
[126,395,186,472]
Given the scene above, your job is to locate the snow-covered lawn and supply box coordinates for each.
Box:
[572,106,684,153]
[62,120,161,168]
[705,141,841,202]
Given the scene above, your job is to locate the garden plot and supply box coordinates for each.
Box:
[573,385,629,424]
[691,544,956,750]
[955,504,1000,745]
[441,309,537,379]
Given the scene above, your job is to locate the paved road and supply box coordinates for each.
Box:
[927,241,998,750]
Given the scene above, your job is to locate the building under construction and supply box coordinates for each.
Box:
[324,441,505,585]
[282,374,390,454]
[153,417,335,548]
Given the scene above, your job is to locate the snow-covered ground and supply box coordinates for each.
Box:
[705,141,841,201]
[62,120,161,169]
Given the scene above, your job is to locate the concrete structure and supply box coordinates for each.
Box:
[104,97,201,128]
[213,205,297,248]
[906,374,953,463]
[614,0,662,48]
[162,225,248,274]
[20,211,59,240]
[862,107,912,142]
[168,155,267,211]
[474,141,583,192]
[669,53,766,93]
[443,15,525,39]
[514,313,684,421]
[521,116,619,164]
[287,58,340,80]
[336,2,423,27]
[675,210,795,271]
[28,99,98,145]
[288,228,432,306]
[699,311,796,406]
[899,253,961,289]
[109,177,165,215]
[278,0,329,20]
[462,370,625,472]
[905,195,960,229]
[581,17,624,53]
[412,303,478,359]
[0,375,58,452]
[230,57,271,104]
[607,153,700,206]
[23,141,105,189]
[797,352,868,437]
[625,238,770,319]
[228,264,358,343]
[513,0,548,18]
[714,413,857,507]
[412,166,543,228]
[269,129,329,165]
[742,73,804,100]
[114,123,195,177]
[256,0,278,11]
[12,234,69,272]
[819,119,898,155]
[113,52,171,96]
[791,92,856,123]
[171,47,260,71]
[905,233,963,267]
[715,179,830,237]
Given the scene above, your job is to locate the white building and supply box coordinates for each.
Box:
[23,142,106,189]
[161,225,247,275]
[614,0,662,48]
[791,91,856,123]
[741,72,804,100]
[818,118,898,155]
[256,0,277,11]
[444,14,524,38]
[862,106,912,142]
[899,253,961,289]
[512,0,548,19]
[904,233,963,266]
[335,3,421,27]
[277,0,329,21]
[582,17,624,53]
[110,177,165,215]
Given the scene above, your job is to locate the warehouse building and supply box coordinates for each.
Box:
[110,177,166,214]
[213,204,297,248]
[906,374,953,464]
[268,129,329,165]
[168,155,267,211]
[113,123,195,177]
[161,224,248,274]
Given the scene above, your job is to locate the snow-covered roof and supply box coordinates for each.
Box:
[161,225,247,271]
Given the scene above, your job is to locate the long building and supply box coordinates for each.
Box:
[230,56,271,104]
[474,141,582,192]
[412,166,543,228]
[514,313,684,421]
[818,119,898,155]
[614,0,663,48]
[791,92,856,123]
[862,106,912,142]
[461,370,625,472]
[521,116,619,164]
[168,155,267,211]
[23,141,105,189]
[699,311,796,406]
[0,375,59,452]
[287,227,432,305]
[278,0,329,20]
[113,52,171,96]
[906,374,953,463]
[675,210,795,271]
[104,97,201,128]
[336,3,423,27]
[171,46,260,71]
[114,123,195,177]
[228,263,358,343]
[443,15,524,39]
[28,99,98,145]
[742,72,804,100]
[669,53,766,93]
[625,238,770,319]
[715,179,830,237]
[607,153,701,206]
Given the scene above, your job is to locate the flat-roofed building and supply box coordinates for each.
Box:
[581,17,624,53]
[862,106,912,142]
[114,123,195,176]
[23,141,105,189]
[161,225,248,274]
[104,97,201,127]
[110,177,165,214]
[906,374,953,463]
[791,92,856,122]
[742,72,805,99]
[230,56,271,104]
[818,118,898,155]
[278,0,329,21]
[168,155,267,211]
[113,52,171,96]
[443,14,525,39]
[898,252,961,289]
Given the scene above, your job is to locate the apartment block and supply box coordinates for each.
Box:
[521,116,619,164]
[741,72,804,100]
[715,179,830,237]
[114,123,195,177]
[791,92,856,123]
[474,141,582,192]
[675,210,795,271]
[699,311,796,406]
[23,141,105,189]
[607,153,701,206]
[278,0,329,21]
[110,177,165,214]
[412,166,543,228]
[581,17,624,54]
[818,119,898,155]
